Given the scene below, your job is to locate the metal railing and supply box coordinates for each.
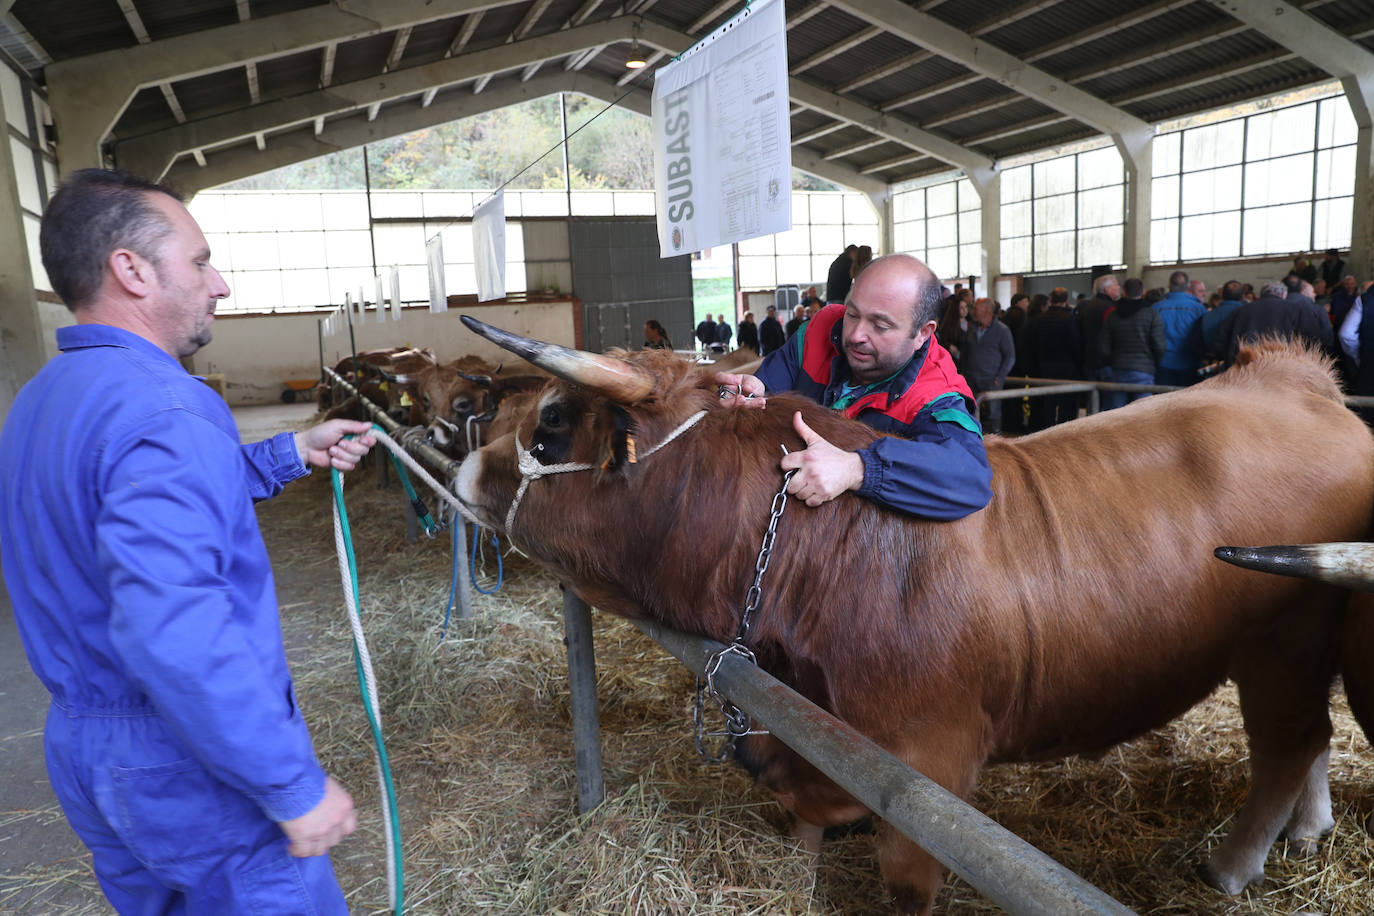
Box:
[978,375,1374,416]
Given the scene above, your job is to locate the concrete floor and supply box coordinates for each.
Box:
[0,402,319,912]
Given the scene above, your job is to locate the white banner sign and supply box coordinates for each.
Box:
[389,267,402,320]
[473,190,506,302]
[651,0,790,258]
[375,274,387,322]
[426,234,447,313]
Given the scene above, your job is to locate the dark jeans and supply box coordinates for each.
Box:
[1102,368,1155,410]
[970,377,1003,434]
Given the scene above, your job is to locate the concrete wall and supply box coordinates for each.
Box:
[186,299,579,406]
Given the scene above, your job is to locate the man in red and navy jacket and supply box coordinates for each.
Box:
[717,254,992,520]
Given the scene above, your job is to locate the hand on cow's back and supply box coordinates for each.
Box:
[781,412,864,507]
[713,371,767,409]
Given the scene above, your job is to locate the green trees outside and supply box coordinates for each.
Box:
[225,93,837,194]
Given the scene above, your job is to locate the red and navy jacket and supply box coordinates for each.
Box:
[755,303,992,520]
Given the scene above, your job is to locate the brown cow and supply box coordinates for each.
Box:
[453,319,1374,915]
[325,347,436,425]
[420,357,549,459]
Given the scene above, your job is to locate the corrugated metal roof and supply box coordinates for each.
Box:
[3,0,1369,191]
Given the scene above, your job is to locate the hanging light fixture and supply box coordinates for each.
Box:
[624,38,647,69]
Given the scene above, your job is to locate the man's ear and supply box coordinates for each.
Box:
[915,319,938,347]
[108,248,155,299]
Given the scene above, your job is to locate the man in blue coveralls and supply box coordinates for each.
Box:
[715,253,991,520]
[0,168,375,913]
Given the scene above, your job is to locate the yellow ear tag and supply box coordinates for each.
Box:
[625,436,638,464]
[400,392,412,406]
[379,380,390,391]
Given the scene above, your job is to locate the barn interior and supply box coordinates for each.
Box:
[3,0,1374,913]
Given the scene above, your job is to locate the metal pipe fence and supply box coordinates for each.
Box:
[981,376,1374,413]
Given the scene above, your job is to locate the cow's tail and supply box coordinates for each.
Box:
[1341,590,1374,748]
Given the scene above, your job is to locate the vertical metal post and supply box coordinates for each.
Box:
[363,144,379,278]
[561,586,605,813]
[1088,386,1100,415]
[376,448,389,489]
[453,520,473,620]
[403,496,418,543]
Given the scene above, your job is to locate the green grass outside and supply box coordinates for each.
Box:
[692,277,734,327]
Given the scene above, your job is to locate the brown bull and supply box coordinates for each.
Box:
[453,319,1374,915]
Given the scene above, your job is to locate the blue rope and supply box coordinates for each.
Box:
[469,523,504,596]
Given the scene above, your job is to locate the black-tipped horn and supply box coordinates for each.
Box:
[461,315,655,404]
[1214,543,1374,592]
[456,372,494,388]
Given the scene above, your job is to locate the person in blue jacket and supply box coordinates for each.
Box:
[0,169,375,914]
[1155,269,1206,386]
[715,253,991,520]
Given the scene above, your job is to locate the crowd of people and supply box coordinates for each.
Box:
[665,245,1373,437]
[936,251,1370,434]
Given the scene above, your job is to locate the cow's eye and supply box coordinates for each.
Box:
[540,404,564,428]
[422,394,432,409]
[454,397,472,414]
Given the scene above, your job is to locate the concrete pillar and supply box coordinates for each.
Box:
[865,188,893,255]
[46,78,120,174]
[1344,73,1374,283]
[968,166,1001,285]
[0,86,47,425]
[1115,127,1154,276]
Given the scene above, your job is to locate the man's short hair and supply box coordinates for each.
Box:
[41,168,182,311]
[1283,273,1303,293]
[844,244,858,253]
[1262,280,1287,298]
[1049,286,1069,305]
[1010,292,1029,308]
[1168,270,1189,292]
[1122,277,1144,298]
[1092,274,1118,295]
[766,305,776,312]
[1221,280,1244,301]
[1327,248,1340,257]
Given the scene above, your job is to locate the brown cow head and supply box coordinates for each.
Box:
[452,315,874,635]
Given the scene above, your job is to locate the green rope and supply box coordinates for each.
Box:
[331,462,405,915]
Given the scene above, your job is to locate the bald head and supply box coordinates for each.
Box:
[972,297,995,328]
[851,253,943,332]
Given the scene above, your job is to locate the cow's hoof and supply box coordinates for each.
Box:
[1196,860,1263,895]
[1282,832,1328,857]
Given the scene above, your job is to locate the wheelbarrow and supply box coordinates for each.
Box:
[280,378,320,404]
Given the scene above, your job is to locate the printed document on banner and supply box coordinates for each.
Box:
[651,0,789,258]
[473,190,507,302]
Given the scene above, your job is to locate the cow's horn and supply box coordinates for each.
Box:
[1214,543,1374,592]
[457,372,494,388]
[461,315,655,404]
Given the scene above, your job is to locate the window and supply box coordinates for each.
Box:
[1151,94,1356,262]
[187,189,550,312]
[736,191,879,290]
[3,60,55,292]
[1000,144,1125,274]
[891,176,983,281]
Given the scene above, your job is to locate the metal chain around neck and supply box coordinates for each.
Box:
[695,449,796,763]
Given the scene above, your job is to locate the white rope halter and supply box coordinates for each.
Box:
[504,409,709,536]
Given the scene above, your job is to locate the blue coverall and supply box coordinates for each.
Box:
[0,324,347,914]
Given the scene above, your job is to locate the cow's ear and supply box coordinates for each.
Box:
[598,405,635,476]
